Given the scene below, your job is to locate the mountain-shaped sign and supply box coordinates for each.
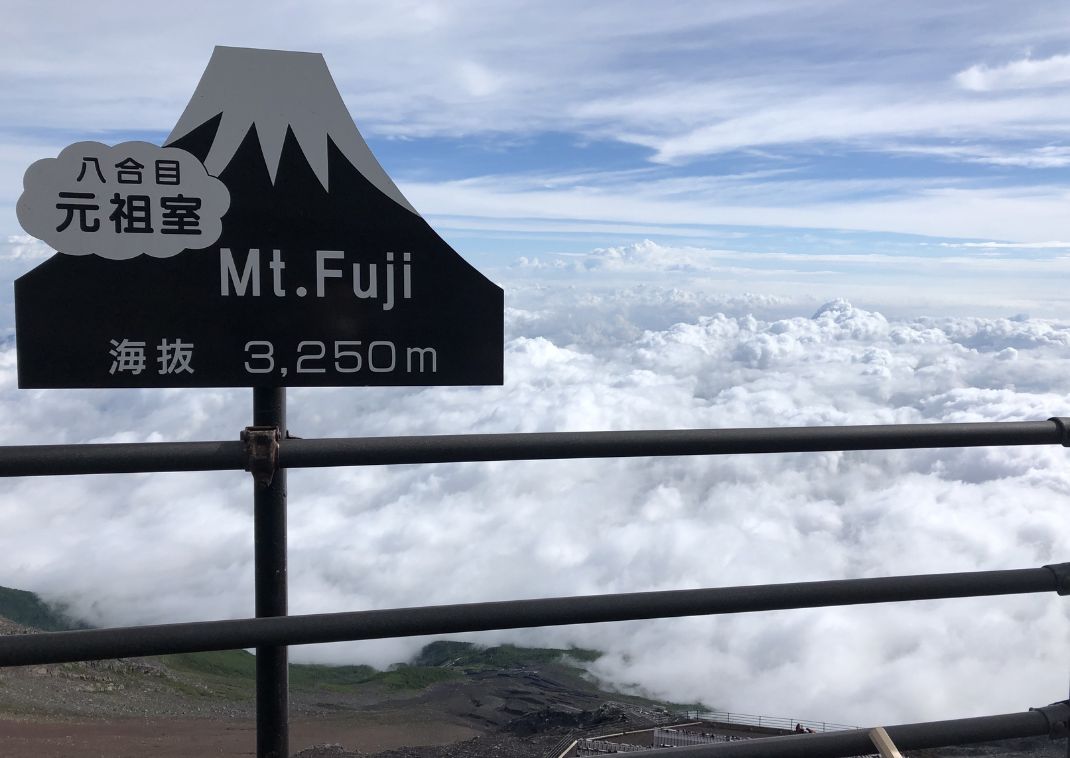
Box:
[14,46,503,388]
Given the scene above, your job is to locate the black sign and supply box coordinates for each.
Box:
[14,47,503,388]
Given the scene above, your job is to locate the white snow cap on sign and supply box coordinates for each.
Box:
[166,46,417,214]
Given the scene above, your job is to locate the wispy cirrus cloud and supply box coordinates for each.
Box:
[638,92,1070,164]
[407,170,1070,243]
[876,141,1070,169]
[937,240,1070,249]
[5,0,1070,257]
[955,52,1070,92]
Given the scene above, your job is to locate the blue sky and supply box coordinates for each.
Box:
[4,0,1070,288]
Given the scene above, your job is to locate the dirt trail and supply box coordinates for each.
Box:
[0,714,481,758]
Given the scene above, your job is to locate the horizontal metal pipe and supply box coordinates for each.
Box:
[0,565,1061,667]
[647,703,1070,757]
[0,440,246,476]
[0,419,1064,477]
[280,419,1068,468]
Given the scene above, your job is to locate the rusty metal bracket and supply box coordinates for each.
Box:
[241,425,280,486]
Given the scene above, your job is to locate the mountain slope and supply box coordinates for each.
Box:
[1,589,1060,757]
[0,585,83,631]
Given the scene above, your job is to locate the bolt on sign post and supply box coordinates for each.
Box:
[13,46,504,758]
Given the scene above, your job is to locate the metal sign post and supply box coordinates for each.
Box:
[12,45,504,758]
[251,387,288,758]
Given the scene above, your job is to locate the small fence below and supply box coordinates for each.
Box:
[653,727,751,747]
[577,738,648,754]
[682,709,859,733]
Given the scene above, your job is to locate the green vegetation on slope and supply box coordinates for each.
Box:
[159,650,258,699]
[159,639,598,698]
[290,662,378,692]
[163,649,258,680]
[0,586,597,698]
[160,649,460,695]
[0,586,82,631]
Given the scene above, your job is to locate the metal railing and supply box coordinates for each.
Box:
[0,417,1066,477]
[577,737,648,754]
[652,728,742,748]
[1,415,1069,758]
[0,564,1065,666]
[641,704,1070,757]
[681,710,860,733]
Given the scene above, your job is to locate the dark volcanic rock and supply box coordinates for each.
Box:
[358,732,564,758]
[293,745,368,758]
[505,703,628,736]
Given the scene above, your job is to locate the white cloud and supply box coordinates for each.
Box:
[546,239,743,273]
[938,240,1070,249]
[6,2,1070,259]
[0,2,803,137]
[519,239,1070,275]
[504,240,1070,322]
[2,234,52,261]
[956,52,1070,92]
[642,93,1070,164]
[2,2,1068,161]
[455,60,504,99]
[881,142,1070,169]
[2,280,1070,726]
[405,173,1070,244]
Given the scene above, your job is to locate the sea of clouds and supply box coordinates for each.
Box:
[1,239,1068,726]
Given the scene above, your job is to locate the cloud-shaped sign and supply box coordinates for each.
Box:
[16,141,230,260]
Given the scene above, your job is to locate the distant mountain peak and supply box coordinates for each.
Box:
[166,46,416,214]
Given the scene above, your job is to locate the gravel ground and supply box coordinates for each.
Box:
[4,617,1064,758]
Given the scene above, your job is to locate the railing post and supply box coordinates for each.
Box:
[251,387,288,758]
